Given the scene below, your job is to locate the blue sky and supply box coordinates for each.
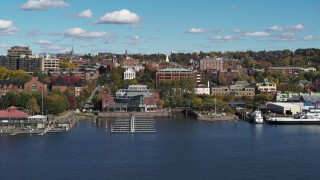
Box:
[0,0,319,55]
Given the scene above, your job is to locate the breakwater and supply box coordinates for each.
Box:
[98,111,172,118]
[184,108,238,121]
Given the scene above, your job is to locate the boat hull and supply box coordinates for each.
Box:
[267,120,320,125]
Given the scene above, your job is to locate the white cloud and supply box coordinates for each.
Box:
[0,20,19,35]
[287,24,305,31]
[231,29,241,33]
[244,31,270,37]
[302,35,319,41]
[21,0,70,10]
[36,40,53,45]
[63,27,110,39]
[81,43,95,47]
[278,32,296,41]
[127,35,140,44]
[186,28,220,34]
[41,45,66,53]
[78,9,92,18]
[186,28,207,34]
[95,9,141,24]
[26,30,42,37]
[269,32,297,42]
[210,35,237,41]
[267,24,305,32]
[267,25,283,31]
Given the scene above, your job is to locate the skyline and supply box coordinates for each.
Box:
[0,0,319,55]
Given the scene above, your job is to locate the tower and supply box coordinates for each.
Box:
[165,54,169,62]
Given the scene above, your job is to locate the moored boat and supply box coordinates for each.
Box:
[267,113,320,124]
[251,110,264,124]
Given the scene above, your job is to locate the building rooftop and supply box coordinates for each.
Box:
[159,68,192,72]
[0,106,30,118]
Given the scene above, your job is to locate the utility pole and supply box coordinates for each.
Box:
[214,98,217,114]
[42,90,44,115]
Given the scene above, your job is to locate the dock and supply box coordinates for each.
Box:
[111,115,156,134]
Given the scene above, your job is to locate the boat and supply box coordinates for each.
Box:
[267,113,320,124]
[251,110,264,124]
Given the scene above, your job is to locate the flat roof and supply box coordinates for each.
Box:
[159,68,192,72]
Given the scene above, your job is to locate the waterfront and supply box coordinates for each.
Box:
[1,113,320,180]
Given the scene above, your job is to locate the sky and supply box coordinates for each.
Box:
[0,0,319,55]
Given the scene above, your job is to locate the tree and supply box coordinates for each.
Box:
[44,93,70,115]
[191,98,203,110]
[157,78,196,107]
[92,94,102,110]
[60,61,76,68]
[26,97,41,114]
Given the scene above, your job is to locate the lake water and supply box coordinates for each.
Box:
[1,113,320,180]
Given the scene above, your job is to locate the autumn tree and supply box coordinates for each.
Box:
[26,97,41,114]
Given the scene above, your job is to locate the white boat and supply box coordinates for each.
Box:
[267,113,320,124]
[252,110,264,124]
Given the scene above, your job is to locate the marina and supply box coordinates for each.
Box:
[2,114,320,180]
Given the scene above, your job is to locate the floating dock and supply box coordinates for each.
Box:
[111,115,156,134]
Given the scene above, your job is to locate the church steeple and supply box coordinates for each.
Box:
[70,46,74,60]
[124,49,128,59]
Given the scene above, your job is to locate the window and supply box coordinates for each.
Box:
[32,84,37,90]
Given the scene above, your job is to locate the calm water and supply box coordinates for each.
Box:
[1,113,320,180]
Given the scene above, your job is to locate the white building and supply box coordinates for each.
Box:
[41,55,60,71]
[195,81,210,95]
[124,68,136,80]
[268,102,303,115]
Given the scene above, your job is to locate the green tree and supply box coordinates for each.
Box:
[26,97,41,114]
[92,94,102,110]
[191,98,203,110]
[44,93,70,115]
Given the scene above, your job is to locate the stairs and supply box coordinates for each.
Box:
[111,116,156,134]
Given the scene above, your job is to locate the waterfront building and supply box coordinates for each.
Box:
[102,84,159,112]
[0,106,48,130]
[268,102,303,115]
[0,106,30,129]
[123,68,136,80]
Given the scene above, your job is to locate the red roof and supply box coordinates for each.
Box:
[0,106,31,118]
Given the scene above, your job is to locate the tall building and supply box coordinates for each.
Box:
[18,56,42,72]
[7,46,32,59]
[42,55,60,71]
[199,57,224,72]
